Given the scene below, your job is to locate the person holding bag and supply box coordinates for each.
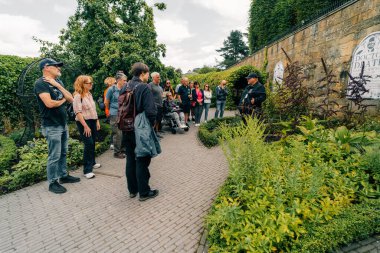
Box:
[73,75,101,179]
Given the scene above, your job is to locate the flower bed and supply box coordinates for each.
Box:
[205,118,380,252]
[0,121,111,195]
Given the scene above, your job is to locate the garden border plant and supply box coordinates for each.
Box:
[0,135,17,175]
[205,117,380,252]
[0,121,112,195]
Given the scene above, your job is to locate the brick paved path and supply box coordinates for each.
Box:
[0,109,235,253]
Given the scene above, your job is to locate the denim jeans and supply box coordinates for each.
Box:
[109,115,125,154]
[167,112,185,126]
[41,125,69,183]
[194,104,204,124]
[214,100,226,118]
[76,119,97,174]
[203,103,211,121]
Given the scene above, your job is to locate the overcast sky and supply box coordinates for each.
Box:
[0,0,250,72]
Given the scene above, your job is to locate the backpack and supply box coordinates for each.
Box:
[117,83,136,132]
[67,98,82,121]
[67,103,76,121]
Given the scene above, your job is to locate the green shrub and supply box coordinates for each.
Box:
[7,128,25,144]
[205,118,380,252]
[0,137,83,195]
[0,55,37,129]
[292,199,380,253]
[0,135,17,175]
[198,117,242,148]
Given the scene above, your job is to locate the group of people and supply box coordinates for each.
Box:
[34,57,266,202]
[34,59,159,201]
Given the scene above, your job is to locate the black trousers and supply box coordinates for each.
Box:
[76,119,97,174]
[124,131,152,196]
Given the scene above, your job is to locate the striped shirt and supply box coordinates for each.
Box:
[73,93,98,121]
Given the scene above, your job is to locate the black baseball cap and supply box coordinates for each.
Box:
[245,73,258,79]
[39,58,63,71]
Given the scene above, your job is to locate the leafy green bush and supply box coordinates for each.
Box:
[0,55,37,129]
[0,135,17,175]
[205,118,380,252]
[291,199,380,253]
[198,116,242,148]
[0,137,83,194]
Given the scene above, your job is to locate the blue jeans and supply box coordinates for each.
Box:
[41,125,69,183]
[203,103,211,121]
[214,100,226,118]
[194,104,204,124]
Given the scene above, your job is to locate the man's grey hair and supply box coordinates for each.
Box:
[115,72,127,81]
[151,72,160,78]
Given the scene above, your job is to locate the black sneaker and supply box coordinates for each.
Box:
[139,189,159,201]
[129,193,137,198]
[59,175,81,184]
[49,181,67,194]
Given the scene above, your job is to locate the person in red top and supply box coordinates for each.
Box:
[191,81,204,126]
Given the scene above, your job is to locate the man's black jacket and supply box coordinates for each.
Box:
[239,82,266,108]
[120,76,157,126]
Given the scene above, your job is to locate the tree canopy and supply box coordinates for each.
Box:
[248,0,334,52]
[216,30,249,69]
[36,0,178,95]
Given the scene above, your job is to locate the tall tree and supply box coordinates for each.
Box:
[217,30,249,69]
[37,0,166,96]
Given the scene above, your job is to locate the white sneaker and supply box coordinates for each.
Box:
[84,172,95,179]
[204,120,207,123]
[179,124,187,129]
[93,163,101,169]
[110,144,114,150]
[195,124,200,127]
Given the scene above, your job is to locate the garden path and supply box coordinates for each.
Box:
[0,109,235,253]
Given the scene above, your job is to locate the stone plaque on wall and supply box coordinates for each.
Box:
[273,61,284,84]
[349,32,380,99]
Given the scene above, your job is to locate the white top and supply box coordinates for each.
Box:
[203,90,212,104]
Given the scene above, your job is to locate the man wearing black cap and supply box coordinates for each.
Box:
[34,58,80,194]
[239,73,266,119]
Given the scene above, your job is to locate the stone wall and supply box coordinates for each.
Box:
[235,0,380,107]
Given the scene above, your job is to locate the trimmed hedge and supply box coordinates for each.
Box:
[292,199,380,252]
[0,135,17,175]
[0,55,37,130]
[188,65,267,109]
[198,116,242,148]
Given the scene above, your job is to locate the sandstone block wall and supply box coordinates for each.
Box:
[236,0,380,108]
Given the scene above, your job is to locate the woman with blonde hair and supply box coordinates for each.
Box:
[73,75,101,179]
